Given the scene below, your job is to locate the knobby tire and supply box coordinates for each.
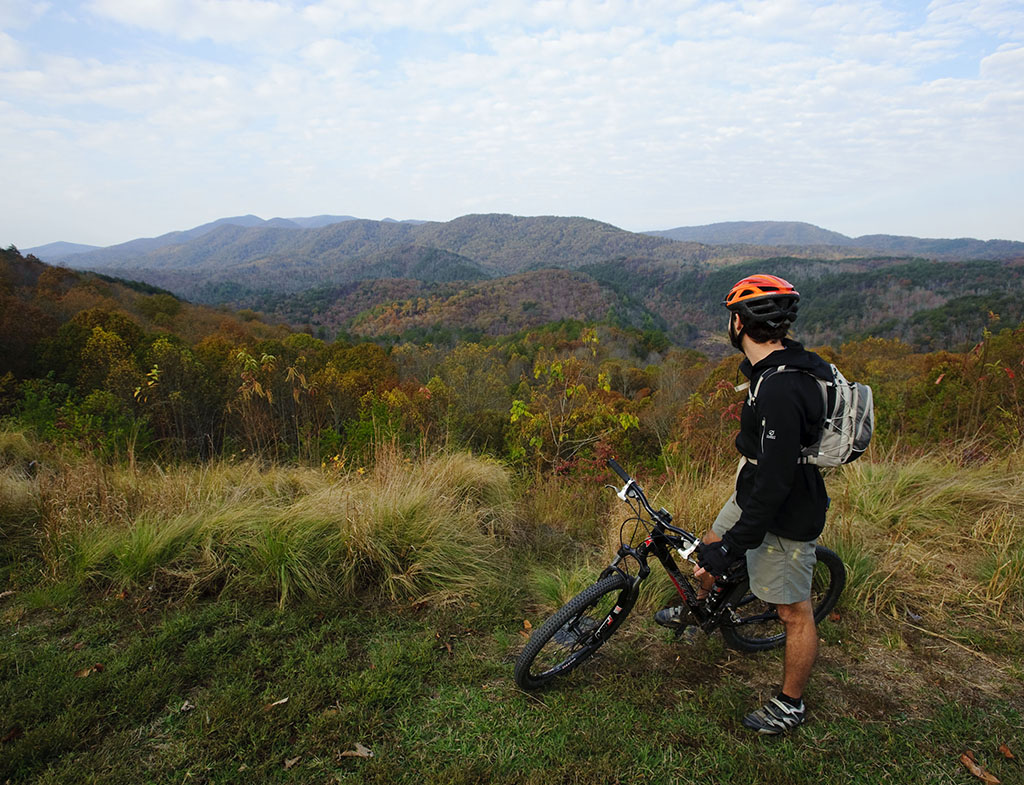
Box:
[719,545,846,652]
[514,572,633,690]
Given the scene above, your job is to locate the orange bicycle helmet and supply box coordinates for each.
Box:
[722,273,800,328]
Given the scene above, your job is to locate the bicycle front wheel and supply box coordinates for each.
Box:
[513,572,633,690]
[719,545,846,652]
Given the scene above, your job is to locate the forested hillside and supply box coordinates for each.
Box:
[251,254,1024,353]
[581,256,1024,352]
[3,244,1023,469]
[26,215,1022,355]
[39,214,854,302]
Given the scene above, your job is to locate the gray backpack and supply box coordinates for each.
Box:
[748,364,874,466]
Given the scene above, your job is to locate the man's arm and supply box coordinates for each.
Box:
[720,378,805,553]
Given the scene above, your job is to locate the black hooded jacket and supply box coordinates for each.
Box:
[721,339,833,553]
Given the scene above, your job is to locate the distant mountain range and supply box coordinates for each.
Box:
[646,220,1023,260]
[18,214,1024,352]
[24,241,102,258]
[24,214,425,267]
[645,221,852,245]
[26,214,718,299]
[28,216,1023,275]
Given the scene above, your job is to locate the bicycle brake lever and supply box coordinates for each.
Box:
[677,540,699,562]
[616,480,634,501]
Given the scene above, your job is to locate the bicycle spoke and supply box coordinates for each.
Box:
[515,574,630,688]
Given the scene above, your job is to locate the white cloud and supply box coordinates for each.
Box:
[980,44,1024,81]
[0,31,25,66]
[0,0,50,28]
[2,0,1023,245]
[86,0,308,47]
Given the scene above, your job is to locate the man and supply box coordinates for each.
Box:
[656,273,833,735]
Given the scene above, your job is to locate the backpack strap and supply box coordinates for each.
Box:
[747,365,787,407]
[747,364,835,465]
[797,377,833,464]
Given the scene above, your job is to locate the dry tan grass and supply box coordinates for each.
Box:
[521,454,1024,628]
[6,419,1022,630]
[823,452,1024,624]
[1,437,515,607]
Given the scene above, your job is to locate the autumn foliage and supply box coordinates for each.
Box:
[3,246,1024,472]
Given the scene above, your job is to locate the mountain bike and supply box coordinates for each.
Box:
[513,459,846,690]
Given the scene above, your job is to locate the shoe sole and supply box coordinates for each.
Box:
[741,717,805,735]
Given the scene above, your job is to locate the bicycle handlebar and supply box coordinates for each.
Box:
[606,458,631,483]
[606,458,697,544]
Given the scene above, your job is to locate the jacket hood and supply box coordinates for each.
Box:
[740,339,833,381]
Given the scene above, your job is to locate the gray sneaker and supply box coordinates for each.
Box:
[741,697,806,735]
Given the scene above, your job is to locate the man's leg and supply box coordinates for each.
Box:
[776,598,817,699]
[741,537,817,735]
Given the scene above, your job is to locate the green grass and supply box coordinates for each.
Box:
[3,435,1024,783]
[2,591,1022,785]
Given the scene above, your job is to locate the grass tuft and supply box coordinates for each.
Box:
[827,454,1024,620]
[11,446,514,609]
[0,428,37,468]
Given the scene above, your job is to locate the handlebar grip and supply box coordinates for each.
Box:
[606,458,630,483]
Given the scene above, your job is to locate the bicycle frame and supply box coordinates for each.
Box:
[513,458,847,691]
[599,460,751,635]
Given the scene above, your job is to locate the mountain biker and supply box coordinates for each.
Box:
[656,273,833,735]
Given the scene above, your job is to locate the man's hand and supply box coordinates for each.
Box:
[696,540,743,578]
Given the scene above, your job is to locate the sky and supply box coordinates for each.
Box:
[2,0,1022,249]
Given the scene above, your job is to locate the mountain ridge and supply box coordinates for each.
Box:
[646,220,1023,258]
[22,214,427,259]
[28,216,1024,275]
[19,214,1024,353]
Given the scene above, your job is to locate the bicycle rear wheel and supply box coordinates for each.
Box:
[513,572,633,690]
[719,545,846,652]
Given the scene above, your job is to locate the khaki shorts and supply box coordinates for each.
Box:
[711,495,816,605]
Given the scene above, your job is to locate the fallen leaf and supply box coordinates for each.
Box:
[828,611,841,622]
[180,701,195,713]
[0,590,14,600]
[237,764,248,772]
[523,619,533,631]
[340,742,374,759]
[2,726,25,744]
[961,751,1001,784]
[284,756,300,769]
[518,630,530,639]
[75,663,105,678]
[73,642,86,650]
[999,743,1016,761]
[262,696,289,712]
